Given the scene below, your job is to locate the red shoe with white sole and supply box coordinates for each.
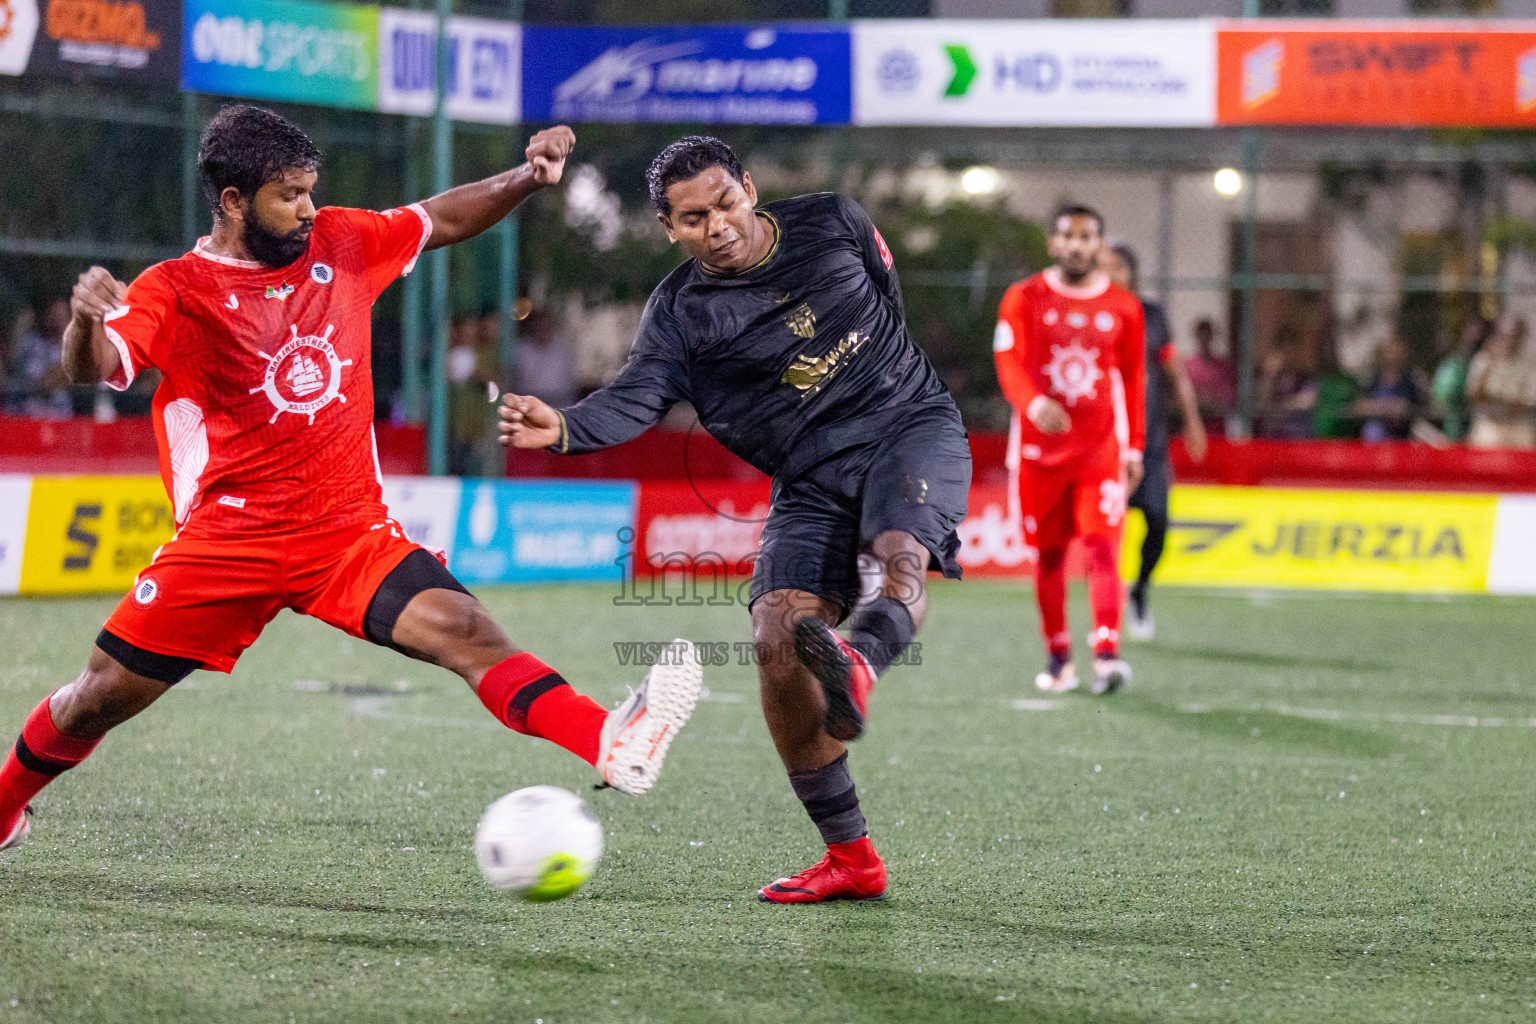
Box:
[759,836,888,903]
[794,618,876,742]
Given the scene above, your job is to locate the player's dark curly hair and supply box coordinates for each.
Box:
[198,104,321,219]
[1052,203,1104,234]
[646,136,744,216]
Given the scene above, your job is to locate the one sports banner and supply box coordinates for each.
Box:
[852,20,1217,127]
[1216,21,1536,127]
[522,24,852,125]
[377,8,519,125]
[0,0,42,75]
[24,0,182,84]
[181,0,379,110]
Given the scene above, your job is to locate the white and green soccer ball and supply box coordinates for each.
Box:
[474,785,603,902]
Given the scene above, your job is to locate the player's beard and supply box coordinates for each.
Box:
[244,210,312,268]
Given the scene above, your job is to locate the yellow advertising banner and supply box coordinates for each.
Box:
[1124,485,1498,594]
[19,476,174,596]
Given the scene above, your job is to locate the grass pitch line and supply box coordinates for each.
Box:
[1182,702,1536,728]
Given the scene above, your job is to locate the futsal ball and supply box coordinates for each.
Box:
[474,785,603,901]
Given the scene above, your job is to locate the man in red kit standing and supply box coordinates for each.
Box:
[0,106,702,856]
[993,205,1145,696]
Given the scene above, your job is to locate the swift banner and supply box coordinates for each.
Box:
[18,476,176,596]
[181,0,379,110]
[853,20,1216,127]
[377,9,519,124]
[522,24,851,125]
[1216,21,1536,127]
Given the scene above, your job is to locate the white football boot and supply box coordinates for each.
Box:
[0,807,31,852]
[1035,660,1078,693]
[596,639,703,795]
[1092,657,1132,695]
[1127,589,1155,642]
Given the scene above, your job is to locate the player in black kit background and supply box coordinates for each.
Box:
[500,136,972,903]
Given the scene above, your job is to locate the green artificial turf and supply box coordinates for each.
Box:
[1,582,1533,1022]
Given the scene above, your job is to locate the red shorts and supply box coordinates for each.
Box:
[1019,435,1128,553]
[103,504,426,673]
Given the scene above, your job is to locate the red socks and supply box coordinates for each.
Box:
[1035,546,1072,659]
[0,694,101,833]
[1035,539,1123,659]
[1084,536,1122,657]
[477,653,607,765]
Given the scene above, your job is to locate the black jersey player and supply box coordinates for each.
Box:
[500,136,971,902]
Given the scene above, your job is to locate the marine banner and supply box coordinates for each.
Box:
[522,24,852,125]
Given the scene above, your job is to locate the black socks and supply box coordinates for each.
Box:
[848,595,916,677]
[789,751,866,845]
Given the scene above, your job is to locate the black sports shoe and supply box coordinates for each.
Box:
[793,617,871,742]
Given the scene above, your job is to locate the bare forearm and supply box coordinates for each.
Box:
[421,164,542,250]
[62,316,113,385]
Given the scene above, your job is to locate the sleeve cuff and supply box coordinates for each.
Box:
[401,203,434,277]
[101,309,137,393]
[544,410,570,455]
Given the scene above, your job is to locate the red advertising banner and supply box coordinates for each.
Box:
[633,480,1039,583]
[1216,21,1536,127]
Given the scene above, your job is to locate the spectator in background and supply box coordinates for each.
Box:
[1433,318,1491,443]
[1254,331,1314,439]
[516,307,578,409]
[1356,336,1425,443]
[6,301,71,418]
[1310,341,1360,440]
[2,308,35,412]
[1184,317,1236,421]
[1466,315,1536,449]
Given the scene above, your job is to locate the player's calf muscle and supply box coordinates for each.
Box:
[51,657,168,738]
[393,591,516,680]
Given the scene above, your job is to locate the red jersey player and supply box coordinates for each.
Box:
[993,205,1145,696]
[0,106,701,857]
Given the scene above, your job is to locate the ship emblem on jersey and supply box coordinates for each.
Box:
[1042,339,1102,406]
[784,303,816,339]
[251,324,351,424]
[265,283,295,301]
[782,330,868,400]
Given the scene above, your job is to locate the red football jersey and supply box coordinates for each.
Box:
[102,204,432,532]
[993,268,1146,470]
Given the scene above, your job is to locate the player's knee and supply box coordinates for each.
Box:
[52,659,160,738]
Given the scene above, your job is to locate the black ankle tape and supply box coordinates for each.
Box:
[789,751,867,846]
[848,596,915,676]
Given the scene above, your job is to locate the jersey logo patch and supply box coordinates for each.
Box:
[873,226,894,270]
[266,283,295,301]
[225,294,240,310]
[311,262,334,285]
[250,324,352,425]
[782,330,868,400]
[133,578,159,606]
[1042,339,1103,406]
[1095,311,1115,332]
[784,303,816,339]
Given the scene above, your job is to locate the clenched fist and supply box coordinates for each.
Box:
[526,126,575,187]
[71,266,126,324]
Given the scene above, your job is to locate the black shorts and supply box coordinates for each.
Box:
[1129,454,1171,520]
[749,407,971,618]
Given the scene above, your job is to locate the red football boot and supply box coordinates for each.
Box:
[758,836,888,903]
[793,618,876,742]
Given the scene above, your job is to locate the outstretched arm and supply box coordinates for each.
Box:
[421,126,575,251]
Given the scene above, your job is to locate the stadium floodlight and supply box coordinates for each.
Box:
[960,166,1001,196]
[1213,168,1243,197]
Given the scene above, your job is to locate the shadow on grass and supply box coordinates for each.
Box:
[1113,693,1401,759]
[1147,644,1393,674]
